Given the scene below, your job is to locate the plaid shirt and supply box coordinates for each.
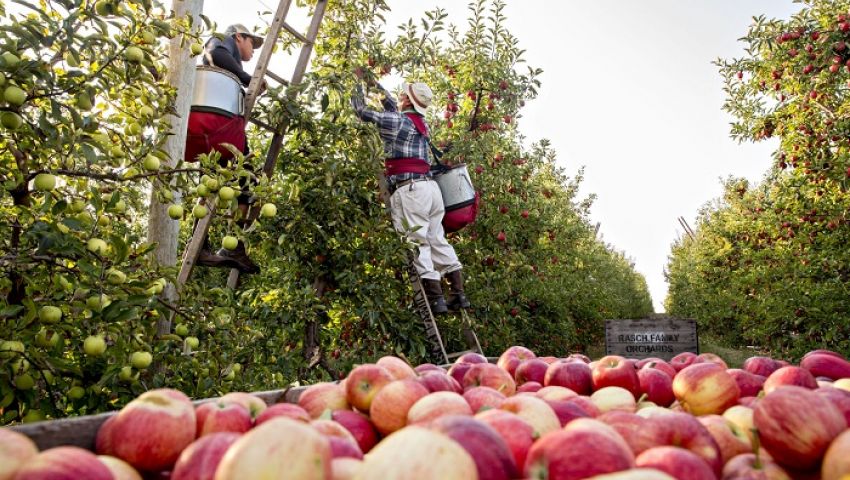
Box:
[351,85,431,164]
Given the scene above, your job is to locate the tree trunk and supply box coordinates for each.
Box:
[148,0,205,336]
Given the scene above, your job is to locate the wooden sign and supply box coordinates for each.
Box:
[605,318,698,360]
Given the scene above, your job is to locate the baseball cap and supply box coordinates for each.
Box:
[224,24,264,48]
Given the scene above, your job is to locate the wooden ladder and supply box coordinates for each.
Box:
[174,0,328,294]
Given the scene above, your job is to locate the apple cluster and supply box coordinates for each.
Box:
[3,348,850,479]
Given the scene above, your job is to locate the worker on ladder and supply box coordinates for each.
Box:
[185,24,266,274]
[351,71,470,314]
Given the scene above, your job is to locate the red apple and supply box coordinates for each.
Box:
[754,385,847,470]
[598,411,664,456]
[414,363,446,375]
[569,395,602,417]
[723,405,757,447]
[670,352,698,371]
[636,446,716,480]
[722,452,792,480]
[536,385,578,401]
[457,352,489,364]
[407,391,473,425]
[584,469,676,479]
[816,386,850,425]
[197,401,252,437]
[97,455,142,480]
[763,366,818,394]
[463,363,517,396]
[822,429,850,480]
[591,386,637,413]
[500,394,560,438]
[592,355,641,397]
[639,360,678,380]
[214,417,331,479]
[694,353,729,369]
[515,358,549,385]
[376,355,417,380]
[429,415,518,480]
[635,357,667,369]
[172,432,240,480]
[545,360,593,395]
[698,414,752,464]
[345,364,394,411]
[672,363,740,416]
[801,353,850,380]
[518,381,543,393]
[356,426,477,479]
[95,388,196,472]
[298,382,349,418]
[476,409,535,470]
[218,392,267,419]
[254,403,310,426]
[464,386,507,413]
[0,429,38,480]
[417,370,463,393]
[448,362,474,385]
[638,368,674,407]
[727,369,766,398]
[643,410,724,475]
[546,399,593,427]
[369,379,429,435]
[311,419,363,460]
[13,446,113,480]
[743,356,783,377]
[524,418,635,479]
[497,346,536,378]
[330,410,378,454]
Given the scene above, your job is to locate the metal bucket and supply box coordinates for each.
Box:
[191,66,244,117]
[434,164,476,211]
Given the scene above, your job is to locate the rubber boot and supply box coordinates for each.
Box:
[422,279,448,315]
[445,269,471,310]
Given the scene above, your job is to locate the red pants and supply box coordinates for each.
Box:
[185,111,247,163]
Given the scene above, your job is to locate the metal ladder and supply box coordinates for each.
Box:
[174,0,328,292]
[377,175,483,365]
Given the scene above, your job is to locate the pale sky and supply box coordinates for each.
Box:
[206,1,800,311]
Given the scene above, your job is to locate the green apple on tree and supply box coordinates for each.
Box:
[218,186,236,201]
[1,111,22,129]
[83,335,107,356]
[193,204,208,219]
[4,85,26,106]
[106,268,126,285]
[125,46,145,63]
[185,336,199,349]
[33,173,56,192]
[130,351,152,369]
[68,386,86,400]
[143,154,160,171]
[167,204,183,219]
[38,305,62,323]
[87,238,108,255]
[222,235,238,250]
[261,203,277,218]
[175,324,189,336]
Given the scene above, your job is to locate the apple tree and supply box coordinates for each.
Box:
[667,0,850,358]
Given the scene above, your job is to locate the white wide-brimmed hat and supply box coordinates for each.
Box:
[404,82,433,116]
[225,24,264,48]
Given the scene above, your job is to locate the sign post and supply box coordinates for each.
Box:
[605,318,699,361]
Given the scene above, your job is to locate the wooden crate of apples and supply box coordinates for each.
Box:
[3,347,850,479]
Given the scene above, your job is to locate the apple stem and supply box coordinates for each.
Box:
[637,393,648,403]
[751,427,762,469]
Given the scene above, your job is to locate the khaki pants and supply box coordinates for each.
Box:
[389,179,462,280]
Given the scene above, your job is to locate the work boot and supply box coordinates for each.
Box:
[422,279,448,315]
[215,240,260,274]
[445,269,471,310]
